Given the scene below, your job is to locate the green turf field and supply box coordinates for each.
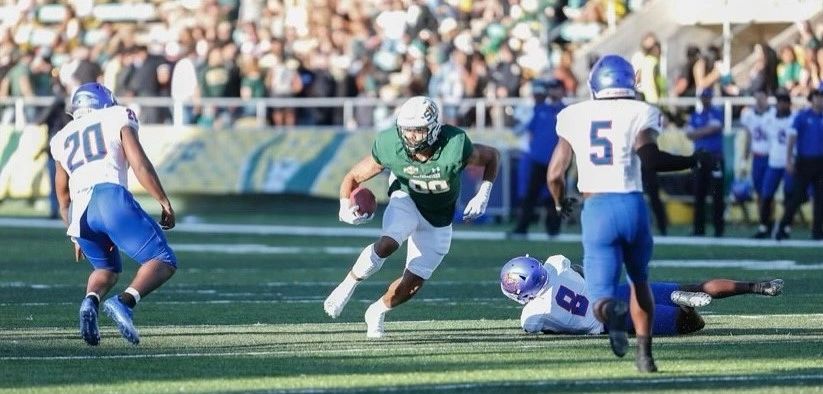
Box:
[1,214,823,393]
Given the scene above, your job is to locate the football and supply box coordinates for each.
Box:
[350,187,377,216]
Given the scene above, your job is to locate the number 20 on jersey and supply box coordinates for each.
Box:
[65,123,106,172]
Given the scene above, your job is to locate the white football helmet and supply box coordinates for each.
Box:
[395,96,442,154]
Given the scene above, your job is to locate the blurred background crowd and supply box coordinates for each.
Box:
[1,1,821,127]
[0,0,655,128]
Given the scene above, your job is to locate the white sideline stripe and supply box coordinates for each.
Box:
[172,244,363,254]
[0,297,511,307]
[652,259,823,271]
[0,280,501,289]
[2,218,822,248]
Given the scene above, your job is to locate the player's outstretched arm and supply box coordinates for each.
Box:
[462,143,499,220]
[466,143,500,182]
[635,129,711,172]
[339,155,383,225]
[339,155,384,199]
[121,126,175,230]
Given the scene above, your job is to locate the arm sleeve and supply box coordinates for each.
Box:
[461,131,474,162]
[370,133,383,165]
[555,110,570,141]
[49,135,60,165]
[640,104,663,134]
[119,107,140,133]
[637,142,697,172]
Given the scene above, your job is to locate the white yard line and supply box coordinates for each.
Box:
[2,217,822,248]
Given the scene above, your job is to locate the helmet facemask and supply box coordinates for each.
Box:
[395,96,442,156]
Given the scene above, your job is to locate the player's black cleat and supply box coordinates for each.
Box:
[636,355,658,373]
[603,300,629,358]
[774,226,791,241]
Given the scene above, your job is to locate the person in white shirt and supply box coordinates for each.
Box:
[754,92,796,238]
[739,90,774,201]
[500,255,783,336]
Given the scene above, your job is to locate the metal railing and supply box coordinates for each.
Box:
[0,95,809,132]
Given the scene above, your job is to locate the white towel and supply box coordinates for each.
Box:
[66,189,93,238]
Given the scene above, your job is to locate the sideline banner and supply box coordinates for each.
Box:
[0,126,518,200]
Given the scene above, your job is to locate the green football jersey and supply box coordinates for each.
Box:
[371,124,474,227]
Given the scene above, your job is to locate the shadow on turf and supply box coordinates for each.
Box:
[206,368,823,394]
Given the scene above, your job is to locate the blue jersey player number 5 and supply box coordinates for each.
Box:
[590,121,613,165]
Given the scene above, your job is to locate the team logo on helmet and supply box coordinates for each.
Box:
[501,272,524,295]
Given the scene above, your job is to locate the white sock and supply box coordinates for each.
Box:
[85,292,100,303]
[350,244,386,280]
[368,299,392,314]
[341,274,359,289]
[124,287,141,305]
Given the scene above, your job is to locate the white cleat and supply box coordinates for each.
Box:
[670,291,713,308]
[323,282,356,319]
[762,279,784,296]
[365,303,386,339]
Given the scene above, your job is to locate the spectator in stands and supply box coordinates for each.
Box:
[239,54,266,118]
[266,42,302,127]
[685,89,725,237]
[553,47,579,96]
[170,44,201,125]
[748,42,778,95]
[674,46,701,98]
[775,85,823,240]
[631,33,665,103]
[199,46,230,127]
[127,45,170,124]
[777,45,802,94]
[0,51,35,123]
[510,79,565,238]
[34,80,71,219]
[71,46,103,86]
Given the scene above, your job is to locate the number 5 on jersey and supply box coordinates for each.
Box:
[65,123,107,172]
[589,121,613,165]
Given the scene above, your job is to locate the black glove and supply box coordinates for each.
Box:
[692,150,715,171]
[556,197,579,219]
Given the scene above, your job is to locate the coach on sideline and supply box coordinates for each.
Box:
[775,85,823,240]
[685,89,725,237]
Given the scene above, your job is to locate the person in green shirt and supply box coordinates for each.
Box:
[324,96,500,338]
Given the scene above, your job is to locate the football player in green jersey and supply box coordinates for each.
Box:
[324,96,500,338]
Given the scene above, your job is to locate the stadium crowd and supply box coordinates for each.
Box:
[0,0,648,127]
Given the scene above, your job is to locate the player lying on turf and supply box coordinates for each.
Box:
[324,96,500,338]
[500,255,783,335]
[51,82,177,346]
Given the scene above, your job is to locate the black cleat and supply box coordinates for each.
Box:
[604,300,629,358]
[636,356,658,373]
[752,230,770,239]
[774,226,791,241]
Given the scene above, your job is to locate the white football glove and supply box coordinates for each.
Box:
[338,198,374,225]
[463,181,493,221]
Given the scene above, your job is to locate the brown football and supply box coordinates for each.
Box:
[350,187,377,216]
